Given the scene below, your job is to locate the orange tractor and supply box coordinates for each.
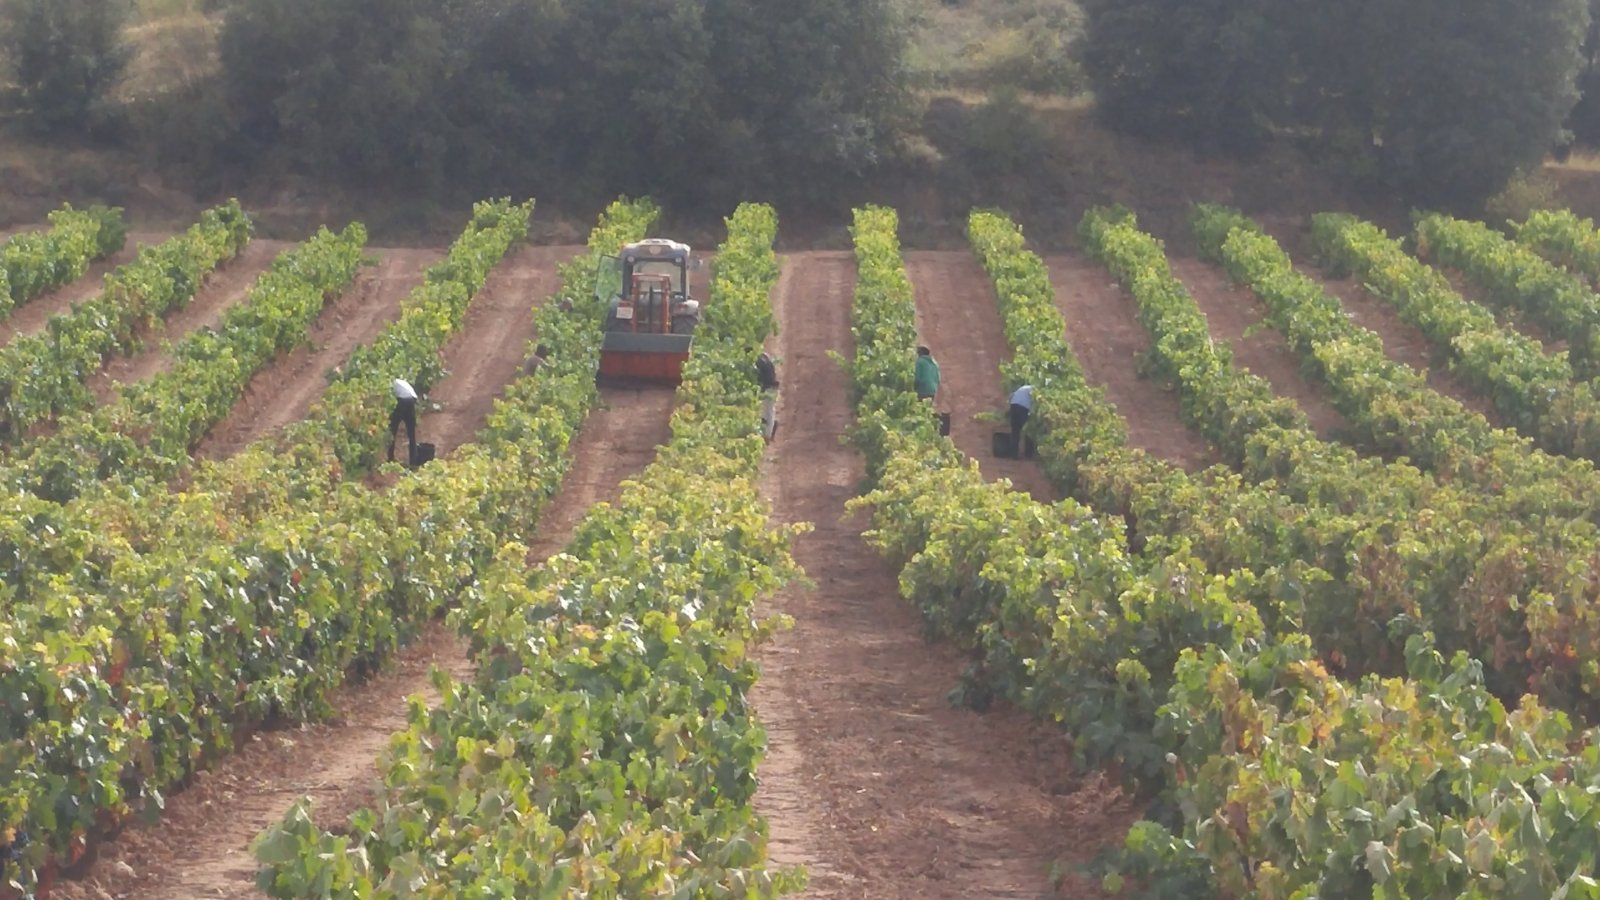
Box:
[596,238,702,385]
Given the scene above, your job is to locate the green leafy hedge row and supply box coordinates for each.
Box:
[0,201,251,441]
[0,199,535,618]
[849,206,1258,783]
[1078,206,1600,711]
[253,203,806,896]
[1514,208,1600,285]
[855,206,1600,899]
[0,204,126,321]
[1195,204,1600,518]
[1313,213,1600,460]
[8,224,367,504]
[1416,213,1600,380]
[0,198,622,892]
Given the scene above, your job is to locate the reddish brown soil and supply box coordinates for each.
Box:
[86,240,289,404]
[0,231,159,348]
[1315,271,1502,423]
[426,245,581,458]
[1166,257,1348,439]
[522,385,678,562]
[904,250,1056,501]
[192,248,436,459]
[1042,255,1215,470]
[752,251,1134,898]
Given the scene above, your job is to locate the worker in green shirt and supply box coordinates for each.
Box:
[914,345,941,401]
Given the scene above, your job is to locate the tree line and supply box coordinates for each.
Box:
[0,0,914,209]
[1078,0,1596,206]
[7,0,1600,208]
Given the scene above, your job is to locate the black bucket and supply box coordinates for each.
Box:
[992,430,1013,457]
[991,431,1036,459]
[936,412,952,436]
[410,442,437,468]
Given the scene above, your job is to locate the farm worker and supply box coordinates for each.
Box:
[914,345,940,401]
[524,343,551,375]
[388,377,419,463]
[755,351,779,442]
[1009,384,1034,456]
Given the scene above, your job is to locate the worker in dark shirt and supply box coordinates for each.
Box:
[755,351,779,441]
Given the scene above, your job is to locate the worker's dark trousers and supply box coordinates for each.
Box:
[1009,403,1030,455]
[388,397,417,462]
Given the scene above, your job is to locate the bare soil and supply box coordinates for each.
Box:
[85,240,289,404]
[192,248,436,460]
[0,232,158,348]
[425,245,581,459]
[752,251,1133,899]
[1167,258,1348,439]
[522,385,678,562]
[904,250,1056,501]
[1042,255,1215,470]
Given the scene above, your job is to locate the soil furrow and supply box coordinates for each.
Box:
[904,250,1056,501]
[753,251,1125,899]
[1043,254,1215,469]
[86,239,289,405]
[0,231,161,349]
[192,248,437,460]
[425,244,582,459]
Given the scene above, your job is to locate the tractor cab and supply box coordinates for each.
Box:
[595,239,700,385]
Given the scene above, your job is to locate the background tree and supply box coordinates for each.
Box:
[1075,0,1291,152]
[1564,0,1600,148]
[1078,0,1591,205]
[1322,0,1589,204]
[0,0,132,132]
[210,0,915,207]
[703,0,916,197]
[217,0,452,184]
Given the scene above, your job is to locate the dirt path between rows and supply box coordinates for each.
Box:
[427,245,582,459]
[49,246,616,900]
[0,231,160,349]
[1167,258,1348,440]
[1313,270,1502,424]
[86,240,289,405]
[752,251,1128,898]
[192,248,437,460]
[1043,255,1215,470]
[904,250,1056,502]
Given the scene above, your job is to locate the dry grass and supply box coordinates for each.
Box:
[1548,149,1600,174]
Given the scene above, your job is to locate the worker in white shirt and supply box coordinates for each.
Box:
[1008,384,1034,457]
[388,377,418,463]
